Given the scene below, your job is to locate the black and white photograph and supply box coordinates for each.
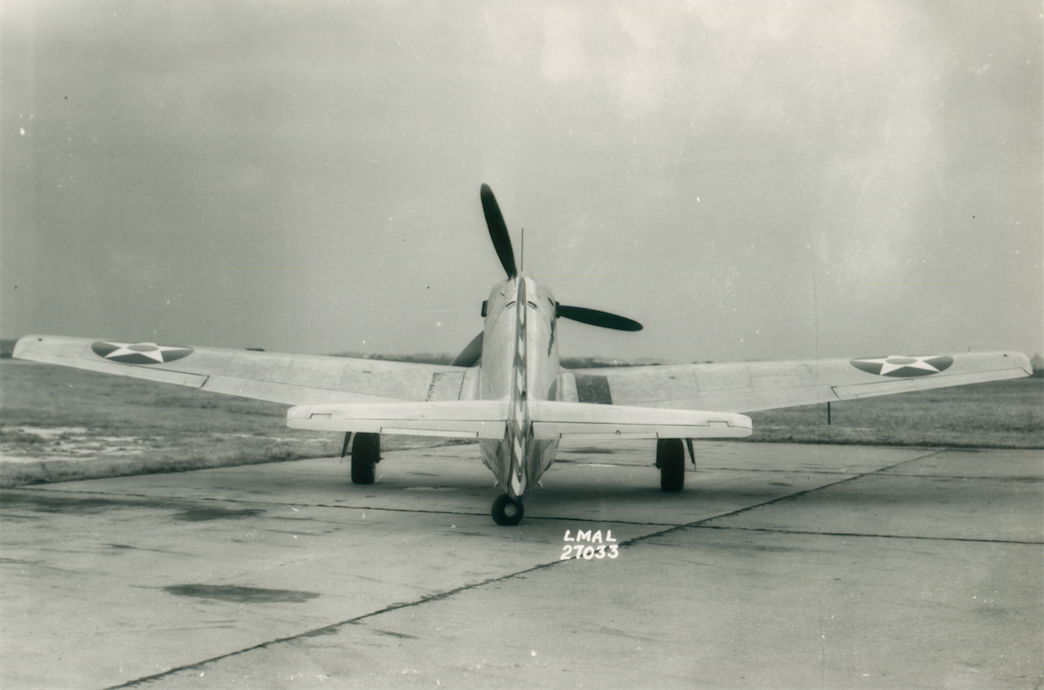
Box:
[2,2,1041,688]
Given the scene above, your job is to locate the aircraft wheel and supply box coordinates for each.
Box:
[351,432,380,484]
[657,438,685,492]
[491,494,524,526]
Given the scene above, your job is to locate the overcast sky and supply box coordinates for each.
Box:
[3,1,1041,364]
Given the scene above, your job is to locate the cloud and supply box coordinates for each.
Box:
[4,1,1039,360]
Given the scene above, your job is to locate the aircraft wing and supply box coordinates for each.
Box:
[565,351,1032,413]
[12,335,477,406]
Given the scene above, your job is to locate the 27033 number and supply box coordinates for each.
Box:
[560,543,619,560]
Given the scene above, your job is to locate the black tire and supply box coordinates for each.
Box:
[351,432,380,485]
[491,494,524,526]
[657,438,685,492]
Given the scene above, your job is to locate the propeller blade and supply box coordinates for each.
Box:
[556,305,643,332]
[450,331,484,367]
[480,184,517,278]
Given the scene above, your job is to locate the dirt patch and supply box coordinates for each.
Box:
[174,506,266,522]
[0,491,156,514]
[164,584,320,604]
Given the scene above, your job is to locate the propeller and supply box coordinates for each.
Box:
[478,183,643,332]
[555,305,643,332]
[450,331,484,367]
[481,184,517,278]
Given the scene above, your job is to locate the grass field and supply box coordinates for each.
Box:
[747,377,1042,448]
[1,359,1040,488]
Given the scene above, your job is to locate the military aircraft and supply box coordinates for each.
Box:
[14,184,1032,524]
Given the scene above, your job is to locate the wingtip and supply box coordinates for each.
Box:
[12,334,42,360]
[1011,351,1033,376]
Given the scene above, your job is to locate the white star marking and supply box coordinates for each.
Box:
[860,355,944,376]
[100,342,184,363]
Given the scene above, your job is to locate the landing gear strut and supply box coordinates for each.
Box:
[491,494,524,526]
[351,432,380,484]
[656,438,685,491]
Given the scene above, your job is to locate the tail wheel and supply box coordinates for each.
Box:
[491,494,524,526]
[656,438,685,492]
[351,432,380,484]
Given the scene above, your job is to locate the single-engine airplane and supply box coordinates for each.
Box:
[14,185,1032,524]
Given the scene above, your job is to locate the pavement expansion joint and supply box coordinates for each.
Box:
[695,524,1044,546]
[13,485,688,527]
[612,448,954,548]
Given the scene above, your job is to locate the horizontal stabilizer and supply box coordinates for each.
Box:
[528,401,751,439]
[288,400,751,440]
[287,401,508,439]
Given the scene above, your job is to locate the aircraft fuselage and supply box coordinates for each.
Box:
[478,275,561,499]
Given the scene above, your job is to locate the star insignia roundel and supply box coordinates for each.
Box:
[91,341,194,365]
[850,355,954,378]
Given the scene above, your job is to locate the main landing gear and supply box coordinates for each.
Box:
[350,432,380,484]
[491,494,524,526]
[656,438,685,492]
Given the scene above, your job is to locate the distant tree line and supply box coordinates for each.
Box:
[330,352,456,365]
[329,351,665,368]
